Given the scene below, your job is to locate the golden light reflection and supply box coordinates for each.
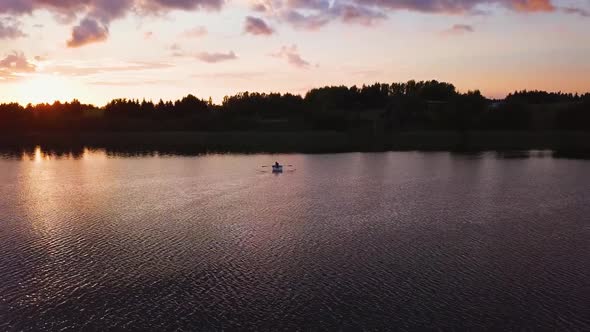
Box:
[27,146,87,162]
[21,147,113,238]
[82,148,108,161]
[22,148,62,237]
[33,146,43,163]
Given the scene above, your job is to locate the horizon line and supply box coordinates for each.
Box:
[2,80,589,108]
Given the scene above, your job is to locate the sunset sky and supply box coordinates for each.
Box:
[0,0,589,105]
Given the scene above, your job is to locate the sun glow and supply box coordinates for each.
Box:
[17,75,81,105]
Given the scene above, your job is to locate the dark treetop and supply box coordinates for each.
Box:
[1,80,589,133]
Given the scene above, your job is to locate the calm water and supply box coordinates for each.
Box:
[1,149,589,330]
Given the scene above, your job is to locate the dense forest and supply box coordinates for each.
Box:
[1,80,589,133]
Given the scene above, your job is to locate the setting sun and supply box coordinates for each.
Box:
[17,75,81,105]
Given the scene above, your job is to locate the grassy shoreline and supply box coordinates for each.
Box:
[1,131,589,155]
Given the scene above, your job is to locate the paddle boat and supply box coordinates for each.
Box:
[272,162,283,173]
[260,162,293,173]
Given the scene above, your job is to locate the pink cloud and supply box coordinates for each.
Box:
[261,0,563,31]
[350,0,555,14]
[244,16,275,35]
[0,0,581,47]
[338,4,386,25]
[271,45,311,68]
[140,0,224,11]
[442,24,475,35]
[46,61,173,76]
[0,19,26,39]
[0,51,35,82]
[251,3,268,12]
[67,18,109,48]
[0,0,224,47]
[561,7,590,17]
[0,0,566,19]
[195,51,238,63]
[0,51,36,72]
[282,10,331,30]
[182,26,208,38]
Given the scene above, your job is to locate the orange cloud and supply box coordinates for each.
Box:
[511,0,554,12]
[0,52,35,82]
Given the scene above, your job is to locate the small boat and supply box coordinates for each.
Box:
[272,164,283,173]
[261,162,292,173]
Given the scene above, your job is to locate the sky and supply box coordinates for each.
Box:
[0,0,589,105]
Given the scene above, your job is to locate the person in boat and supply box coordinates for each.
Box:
[274,162,280,167]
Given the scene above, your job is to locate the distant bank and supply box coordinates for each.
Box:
[1,131,590,157]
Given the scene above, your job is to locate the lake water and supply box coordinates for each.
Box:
[1,148,589,330]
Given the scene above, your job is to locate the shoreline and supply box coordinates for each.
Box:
[1,131,589,155]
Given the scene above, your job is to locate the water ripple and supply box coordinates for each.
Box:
[0,152,589,330]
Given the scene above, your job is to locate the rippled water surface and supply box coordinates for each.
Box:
[1,149,589,330]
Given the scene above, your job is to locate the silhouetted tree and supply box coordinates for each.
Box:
[0,82,588,133]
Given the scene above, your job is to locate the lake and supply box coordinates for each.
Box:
[1,148,589,330]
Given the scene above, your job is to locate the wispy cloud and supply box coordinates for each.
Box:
[338,4,387,26]
[349,0,555,14]
[0,19,26,39]
[195,51,238,63]
[0,51,35,82]
[561,7,590,17]
[192,71,267,79]
[442,24,475,35]
[0,52,36,72]
[263,0,386,30]
[251,3,269,12]
[89,79,177,86]
[244,16,275,35]
[255,0,565,32]
[281,10,331,30]
[169,43,185,57]
[271,45,311,68]
[45,61,174,76]
[182,26,208,38]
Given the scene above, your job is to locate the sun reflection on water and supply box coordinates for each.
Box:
[22,146,108,162]
[20,146,112,239]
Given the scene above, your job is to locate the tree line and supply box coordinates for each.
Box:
[1,80,589,133]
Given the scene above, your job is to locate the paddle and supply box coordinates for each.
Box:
[261,164,294,167]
